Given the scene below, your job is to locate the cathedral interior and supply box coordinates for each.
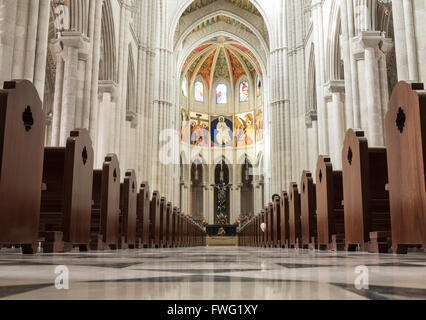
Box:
[0,0,425,301]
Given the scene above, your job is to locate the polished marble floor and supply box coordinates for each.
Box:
[0,246,425,300]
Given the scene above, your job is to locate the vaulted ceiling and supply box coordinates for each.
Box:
[181,36,261,89]
[176,0,269,81]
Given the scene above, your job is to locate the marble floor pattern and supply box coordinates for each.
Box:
[0,246,425,300]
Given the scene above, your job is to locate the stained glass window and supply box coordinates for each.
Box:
[182,77,187,97]
[195,80,204,103]
[216,84,228,104]
[257,75,262,97]
[239,81,249,102]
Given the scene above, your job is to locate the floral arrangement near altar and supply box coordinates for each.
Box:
[217,227,226,236]
[216,213,228,225]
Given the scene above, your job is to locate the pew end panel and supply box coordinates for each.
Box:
[40,129,94,253]
[101,154,120,249]
[137,182,151,248]
[166,202,173,248]
[289,183,302,248]
[342,129,391,253]
[119,170,137,249]
[0,80,45,253]
[385,81,426,254]
[280,191,290,248]
[273,197,281,248]
[159,197,167,248]
[316,156,345,251]
[150,191,161,248]
[300,171,317,249]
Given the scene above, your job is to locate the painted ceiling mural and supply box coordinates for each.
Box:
[226,49,245,85]
[214,48,230,80]
[191,15,254,34]
[182,38,262,89]
[182,0,261,18]
[198,50,217,86]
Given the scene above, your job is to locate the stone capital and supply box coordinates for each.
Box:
[98,80,119,102]
[51,31,91,61]
[325,80,345,94]
[351,31,384,60]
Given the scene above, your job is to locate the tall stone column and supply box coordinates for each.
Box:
[88,0,104,140]
[0,0,17,86]
[392,0,409,81]
[51,32,90,146]
[325,80,345,170]
[402,0,419,81]
[311,0,328,155]
[51,50,64,146]
[352,31,392,147]
[97,80,118,167]
[33,0,50,100]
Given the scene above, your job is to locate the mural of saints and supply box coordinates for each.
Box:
[211,116,233,147]
[190,112,210,146]
[234,112,255,147]
[255,108,264,142]
[180,109,190,143]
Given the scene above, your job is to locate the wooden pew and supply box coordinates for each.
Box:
[300,171,317,250]
[40,129,94,253]
[273,197,281,247]
[289,183,302,248]
[256,214,261,247]
[119,170,137,249]
[137,182,150,248]
[150,191,161,248]
[261,209,266,247]
[159,197,167,248]
[90,154,120,250]
[175,208,182,247]
[267,203,274,247]
[342,129,391,253]
[280,191,290,248]
[166,202,173,248]
[316,156,345,251]
[0,80,45,254]
[385,81,426,254]
[172,207,179,247]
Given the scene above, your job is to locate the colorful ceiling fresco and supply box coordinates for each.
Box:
[182,39,262,88]
[198,50,217,86]
[226,49,245,85]
[182,0,219,17]
[182,44,213,73]
[214,49,230,80]
[182,0,261,18]
[191,15,254,34]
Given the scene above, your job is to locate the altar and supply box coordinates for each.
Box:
[206,225,238,237]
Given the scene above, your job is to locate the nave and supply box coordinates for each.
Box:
[0,246,425,300]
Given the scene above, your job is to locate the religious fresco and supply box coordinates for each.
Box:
[227,49,246,86]
[234,112,255,147]
[197,50,216,87]
[190,112,210,147]
[211,115,233,147]
[255,108,264,142]
[192,15,254,35]
[213,49,230,80]
[180,109,190,143]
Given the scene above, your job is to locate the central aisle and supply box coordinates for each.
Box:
[0,247,425,300]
